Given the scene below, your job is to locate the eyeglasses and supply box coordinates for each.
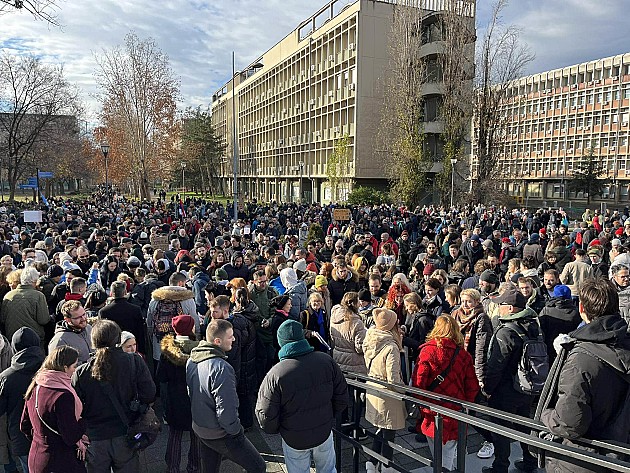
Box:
[255,279,268,284]
[69,313,87,321]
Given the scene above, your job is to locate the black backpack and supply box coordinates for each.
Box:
[507,322,549,395]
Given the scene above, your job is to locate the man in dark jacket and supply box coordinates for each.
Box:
[328,260,360,306]
[186,319,265,472]
[0,328,44,472]
[256,319,348,471]
[222,252,250,281]
[129,272,165,317]
[538,279,630,473]
[99,281,147,355]
[538,284,581,365]
[461,234,484,269]
[482,288,540,473]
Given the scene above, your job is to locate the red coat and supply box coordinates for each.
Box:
[412,338,479,442]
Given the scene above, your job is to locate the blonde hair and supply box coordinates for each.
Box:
[308,292,324,307]
[426,315,464,347]
[460,288,481,302]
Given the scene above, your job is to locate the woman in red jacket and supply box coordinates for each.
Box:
[412,315,479,471]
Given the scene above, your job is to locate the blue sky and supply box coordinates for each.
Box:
[1,0,628,120]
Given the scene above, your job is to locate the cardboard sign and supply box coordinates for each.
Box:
[333,208,351,221]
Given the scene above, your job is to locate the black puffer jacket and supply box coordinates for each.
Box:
[0,329,44,456]
[157,335,199,430]
[484,308,541,396]
[129,276,165,317]
[539,297,581,364]
[256,350,348,450]
[231,302,259,396]
[402,310,435,362]
[328,269,360,306]
[539,315,630,473]
[451,305,492,385]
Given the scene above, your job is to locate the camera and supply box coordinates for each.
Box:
[129,400,148,414]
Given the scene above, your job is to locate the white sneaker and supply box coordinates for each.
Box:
[477,441,495,459]
[365,461,378,473]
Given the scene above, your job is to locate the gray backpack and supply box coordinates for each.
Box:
[508,322,549,395]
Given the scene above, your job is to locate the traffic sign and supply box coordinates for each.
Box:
[38,171,54,178]
[18,184,38,189]
[27,177,37,185]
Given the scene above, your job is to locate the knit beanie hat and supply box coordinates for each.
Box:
[120,331,136,346]
[276,319,305,347]
[172,314,195,337]
[314,275,328,288]
[423,263,436,276]
[480,269,500,286]
[358,288,372,303]
[46,264,64,278]
[293,259,307,273]
[374,308,397,331]
[270,294,291,310]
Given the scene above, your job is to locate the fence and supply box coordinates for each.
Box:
[334,371,630,473]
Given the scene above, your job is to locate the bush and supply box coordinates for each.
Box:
[347,186,390,205]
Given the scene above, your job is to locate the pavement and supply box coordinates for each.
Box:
[139,404,544,473]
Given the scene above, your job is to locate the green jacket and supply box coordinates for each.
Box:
[1,284,50,343]
[248,283,278,345]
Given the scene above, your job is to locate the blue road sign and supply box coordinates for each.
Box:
[38,171,53,178]
[18,184,38,189]
[27,177,37,185]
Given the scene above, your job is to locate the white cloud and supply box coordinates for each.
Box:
[1,0,628,120]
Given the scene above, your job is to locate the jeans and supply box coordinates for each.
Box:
[281,432,336,473]
[198,430,265,473]
[86,435,139,473]
[427,437,458,471]
[489,389,536,472]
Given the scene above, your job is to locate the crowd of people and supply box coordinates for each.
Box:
[0,193,629,473]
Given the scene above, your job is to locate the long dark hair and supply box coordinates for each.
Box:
[91,319,121,382]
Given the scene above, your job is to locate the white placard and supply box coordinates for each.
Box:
[23,210,43,223]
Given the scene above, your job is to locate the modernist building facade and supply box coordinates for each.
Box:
[211,0,475,203]
[489,53,630,206]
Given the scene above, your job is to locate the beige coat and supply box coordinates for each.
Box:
[560,260,593,297]
[330,305,367,374]
[362,328,407,430]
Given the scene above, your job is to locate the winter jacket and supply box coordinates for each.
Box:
[363,329,407,430]
[48,322,93,364]
[484,307,541,396]
[560,260,593,297]
[451,305,492,386]
[270,309,291,357]
[98,298,147,355]
[0,328,44,457]
[222,255,250,281]
[231,303,259,396]
[460,240,484,269]
[330,305,367,374]
[256,350,348,450]
[72,349,155,441]
[538,297,581,365]
[1,284,51,344]
[157,335,199,430]
[186,342,241,439]
[191,271,211,316]
[412,338,479,442]
[147,286,198,360]
[20,383,86,473]
[129,276,165,317]
[549,245,572,274]
[248,284,279,345]
[328,268,361,306]
[539,315,630,473]
[300,306,332,352]
[402,310,435,362]
[280,270,308,321]
[522,242,544,267]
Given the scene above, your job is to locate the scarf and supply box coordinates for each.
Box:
[278,339,314,360]
[453,305,481,351]
[313,308,326,341]
[64,292,83,301]
[35,369,82,421]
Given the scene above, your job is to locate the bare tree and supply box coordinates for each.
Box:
[472,0,534,200]
[95,32,180,200]
[0,0,61,25]
[436,0,476,205]
[0,53,82,200]
[377,1,431,207]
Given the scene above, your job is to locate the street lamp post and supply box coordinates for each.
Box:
[450,158,458,208]
[181,162,187,200]
[299,161,304,203]
[100,142,110,202]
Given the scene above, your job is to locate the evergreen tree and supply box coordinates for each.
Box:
[568,146,609,204]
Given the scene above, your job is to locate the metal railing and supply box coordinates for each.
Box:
[334,371,630,473]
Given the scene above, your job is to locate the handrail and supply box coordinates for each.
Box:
[335,372,630,473]
[344,370,630,456]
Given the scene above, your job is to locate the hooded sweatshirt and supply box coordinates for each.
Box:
[280,268,308,321]
[186,341,241,440]
[48,321,93,364]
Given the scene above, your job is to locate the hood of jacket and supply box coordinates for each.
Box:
[233,301,260,323]
[10,345,45,373]
[194,271,210,284]
[189,341,228,363]
[330,305,358,325]
[545,297,579,321]
[54,320,85,335]
[11,327,40,352]
[363,328,397,365]
[332,267,359,283]
[571,314,630,376]
[498,306,538,322]
[151,285,194,302]
[160,334,200,366]
[280,267,300,288]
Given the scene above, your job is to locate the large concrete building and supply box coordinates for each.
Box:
[488,53,630,207]
[211,0,475,203]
